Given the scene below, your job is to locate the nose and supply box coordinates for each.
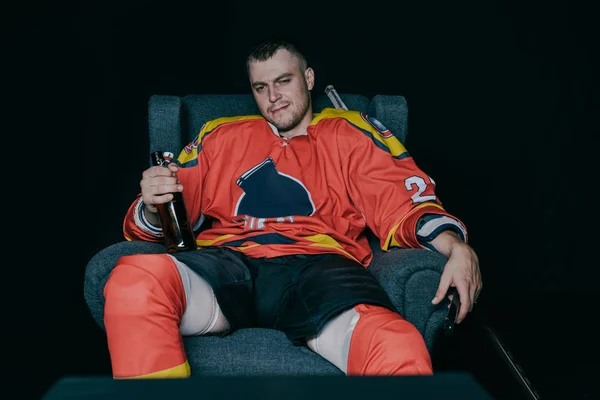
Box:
[268,87,282,103]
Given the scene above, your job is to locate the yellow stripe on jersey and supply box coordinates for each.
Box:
[116,361,191,379]
[237,243,261,250]
[196,234,236,247]
[382,202,445,250]
[311,108,409,158]
[305,234,359,262]
[383,221,402,250]
[177,115,264,165]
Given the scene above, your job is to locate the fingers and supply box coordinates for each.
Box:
[455,283,471,324]
[149,182,183,197]
[145,205,158,213]
[143,184,183,209]
[475,269,483,302]
[434,245,482,324]
[469,284,477,312]
[472,263,482,306]
[140,165,183,210]
[168,163,179,173]
[432,272,451,305]
[141,177,181,196]
[142,164,178,179]
[152,193,176,205]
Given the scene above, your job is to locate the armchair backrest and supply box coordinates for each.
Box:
[147,92,409,162]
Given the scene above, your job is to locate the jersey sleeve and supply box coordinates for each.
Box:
[122,124,213,242]
[340,115,468,251]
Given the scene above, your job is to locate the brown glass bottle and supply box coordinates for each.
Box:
[150,151,198,253]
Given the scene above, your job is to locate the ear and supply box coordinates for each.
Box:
[305,67,315,91]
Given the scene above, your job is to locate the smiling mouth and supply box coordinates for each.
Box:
[271,105,289,113]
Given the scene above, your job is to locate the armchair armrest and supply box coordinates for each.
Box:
[367,248,456,352]
[84,241,168,330]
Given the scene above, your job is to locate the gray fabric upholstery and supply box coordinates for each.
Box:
[86,92,452,376]
[368,249,450,349]
[182,93,373,146]
[182,94,260,145]
[184,329,343,376]
[148,92,402,161]
[148,95,185,163]
[368,95,409,144]
[312,93,371,116]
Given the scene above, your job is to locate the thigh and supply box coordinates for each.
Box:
[252,258,296,329]
[274,254,397,344]
[172,247,257,331]
[168,255,231,336]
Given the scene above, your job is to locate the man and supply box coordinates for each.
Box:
[103,37,482,379]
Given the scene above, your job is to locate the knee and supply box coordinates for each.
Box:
[348,304,432,375]
[378,319,431,372]
[104,254,185,319]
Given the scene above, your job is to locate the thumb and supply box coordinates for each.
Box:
[143,200,158,214]
[432,274,451,305]
[168,163,179,174]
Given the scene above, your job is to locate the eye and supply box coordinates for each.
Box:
[255,86,265,93]
[278,79,290,84]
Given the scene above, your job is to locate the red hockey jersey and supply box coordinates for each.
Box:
[123,108,467,266]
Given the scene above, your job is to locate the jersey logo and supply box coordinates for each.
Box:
[234,158,315,218]
[360,113,393,139]
[184,123,206,154]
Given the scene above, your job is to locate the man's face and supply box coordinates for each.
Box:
[249,49,314,132]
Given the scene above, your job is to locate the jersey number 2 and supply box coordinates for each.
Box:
[404,176,436,203]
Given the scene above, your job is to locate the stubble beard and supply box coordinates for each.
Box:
[269,93,311,133]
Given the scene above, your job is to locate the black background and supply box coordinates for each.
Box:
[3,0,598,398]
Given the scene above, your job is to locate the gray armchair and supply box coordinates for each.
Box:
[83,92,458,376]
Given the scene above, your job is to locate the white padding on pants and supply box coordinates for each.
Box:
[306,307,360,374]
[167,255,230,336]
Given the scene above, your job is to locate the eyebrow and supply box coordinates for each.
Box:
[252,72,294,87]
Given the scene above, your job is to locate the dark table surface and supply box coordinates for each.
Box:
[434,290,598,400]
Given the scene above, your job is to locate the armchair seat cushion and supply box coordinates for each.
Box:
[184,328,342,376]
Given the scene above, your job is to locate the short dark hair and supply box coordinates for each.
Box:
[246,35,308,74]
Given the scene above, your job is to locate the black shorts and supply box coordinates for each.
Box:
[173,247,396,344]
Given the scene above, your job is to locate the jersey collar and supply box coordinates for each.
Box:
[266,121,311,139]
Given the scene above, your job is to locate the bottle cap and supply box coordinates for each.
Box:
[163,152,175,163]
[151,151,175,166]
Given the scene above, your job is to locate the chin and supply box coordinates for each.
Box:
[271,116,294,131]
[273,123,293,133]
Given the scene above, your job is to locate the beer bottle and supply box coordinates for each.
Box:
[150,151,198,253]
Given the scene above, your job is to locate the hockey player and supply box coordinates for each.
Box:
[103,37,482,379]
